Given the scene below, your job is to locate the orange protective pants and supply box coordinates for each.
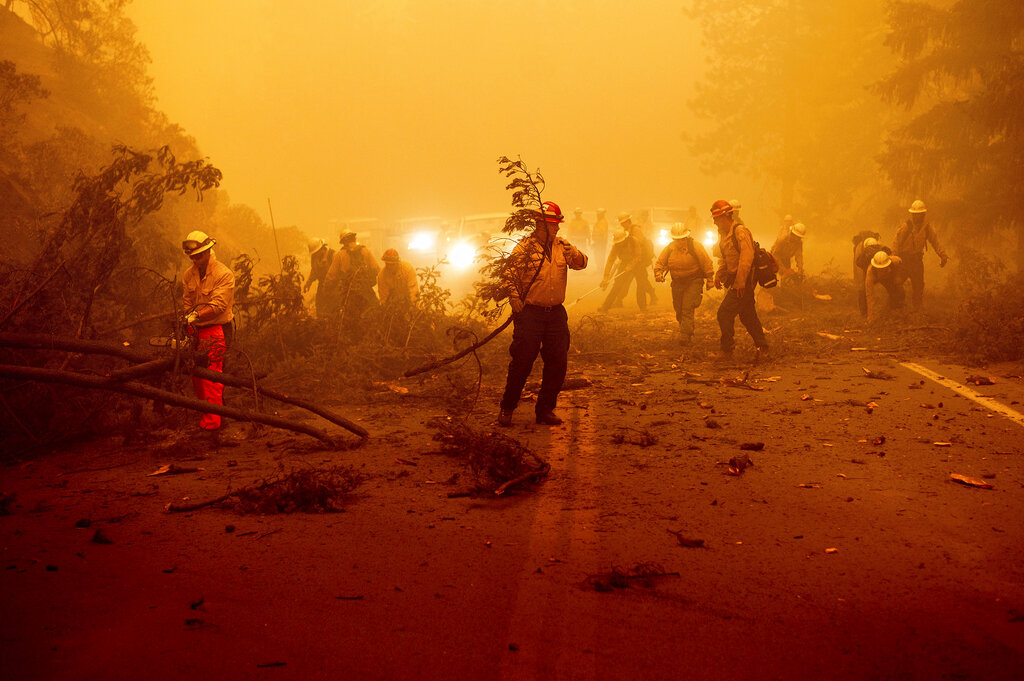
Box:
[191,325,226,430]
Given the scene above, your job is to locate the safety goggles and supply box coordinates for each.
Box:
[182,238,213,255]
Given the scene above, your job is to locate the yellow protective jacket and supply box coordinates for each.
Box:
[378,261,419,307]
[654,238,714,283]
[183,255,234,327]
[715,222,755,290]
[895,220,946,260]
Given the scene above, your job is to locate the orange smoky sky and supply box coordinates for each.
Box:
[128,1,739,238]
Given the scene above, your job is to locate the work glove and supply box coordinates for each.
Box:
[654,275,665,283]
[185,311,199,325]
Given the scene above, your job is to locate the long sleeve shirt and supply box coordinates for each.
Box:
[865,255,905,323]
[183,255,235,327]
[307,247,334,289]
[715,222,755,290]
[654,239,714,282]
[771,233,804,273]
[602,237,638,280]
[325,245,380,290]
[894,220,946,260]
[378,261,419,306]
[505,235,587,308]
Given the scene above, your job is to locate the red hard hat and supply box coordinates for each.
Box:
[541,201,565,223]
[382,248,400,263]
[710,200,734,218]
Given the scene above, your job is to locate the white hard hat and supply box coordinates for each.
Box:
[789,223,806,238]
[783,214,794,222]
[871,251,892,269]
[909,199,927,214]
[617,212,631,223]
[670,222,690,240]
[308,238,326,254]
[612,227,628,244]
[182,230,214,256]
[862,237,878,248]
[729,199,742,210]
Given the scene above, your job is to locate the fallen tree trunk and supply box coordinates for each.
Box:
[0,364,351,448]
[0,332,369,439]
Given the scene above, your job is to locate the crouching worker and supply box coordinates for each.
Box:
[499,201,588,427]
[378,248,419,344]
[182,230,235,431]
[864,251,906,326]
[654,222,714,345]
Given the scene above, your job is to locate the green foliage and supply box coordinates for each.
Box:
[877,0,1024,269]
[687,0,896,233]
[0,58,48,131]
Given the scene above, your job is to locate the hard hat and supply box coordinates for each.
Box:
[308,238,326,255]
[540,201,564,223]
[729,199,742,210]
[182,230,215,256]
[862,237,878,249]
[574,207,583,214]
[670,222,690,240]
[870,251,892,269]
[617,212,631,223]
[612,228,628,244]
[783,214,794,222]
[909,199,927,214]
[789,223,807,238]
[340,231,357,243]
[710,200,733,218]
[382,248,400,263]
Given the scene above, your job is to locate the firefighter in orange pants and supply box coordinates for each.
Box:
[182,230,235,431]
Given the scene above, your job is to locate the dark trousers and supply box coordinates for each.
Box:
[633,266,656,308]
[600,271,632,310]
[500,305,570,415]
[903,253,925,307]
[671,277,703,339]
[717,288,767,352]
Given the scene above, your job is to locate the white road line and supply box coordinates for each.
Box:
[900,362,1024,428]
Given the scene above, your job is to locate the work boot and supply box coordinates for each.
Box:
[713,349,733,362]
[754,345,770,362]
[535,412,563,426]
[498,409,513,427]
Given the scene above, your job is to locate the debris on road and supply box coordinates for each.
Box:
[166,466,363,513]
[667,529,706,548]
[611,428,658,447]
[739,442,765,451]
[950,473,994,489]
[863,367,895,380]
[725,454,754,475]
[147,464,203,477]
[964,375,995,386]
[585,563,681,592]
[817,332,842,340]
[430,417,549,496]
[825,548,839,554]
[933,442,952,447]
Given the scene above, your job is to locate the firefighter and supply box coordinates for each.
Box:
[654,222,714,345]
[303,238,336,319]
[624,215,658,309]
[566,207,591,252]
[711,199,768,358]
[598,225,638,312]
[865,250,907,325]
[766,222,806,310]
[324,231,380,335]
[181,230,235,431]
[592,208,609,268]
[854,236,890,316]
[894,199,948,308]
[498,201,588,427]
[377,248,418,308]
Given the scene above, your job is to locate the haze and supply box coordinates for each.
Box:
[128,1,729,237]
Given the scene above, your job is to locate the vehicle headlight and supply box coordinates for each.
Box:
[702,230,717,251]
[448,242,477,270]
[408,232,435,252]
[657,229,672,247]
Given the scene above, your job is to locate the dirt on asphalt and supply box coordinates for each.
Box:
[3,297,1024,681]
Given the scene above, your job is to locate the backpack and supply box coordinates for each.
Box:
[731,230,779,288]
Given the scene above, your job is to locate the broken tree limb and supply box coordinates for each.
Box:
[493,462,551,496]
[0,332,368,439]
[187,366,368,438]
[0,332,153,363]
[404,316,513,378]
[0,364,350,447]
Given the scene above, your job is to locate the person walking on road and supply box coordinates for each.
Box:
[894,199,947,308]
[181,230,235,432]
[625,216,658,309]
[567,207,591,252]
[498,201,588,427]
[598,225,638,312]
[865,250,907,325]
[710,199,768,358]
[654,222,714,345]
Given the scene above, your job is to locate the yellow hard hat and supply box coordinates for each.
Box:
[182,230,214,256]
